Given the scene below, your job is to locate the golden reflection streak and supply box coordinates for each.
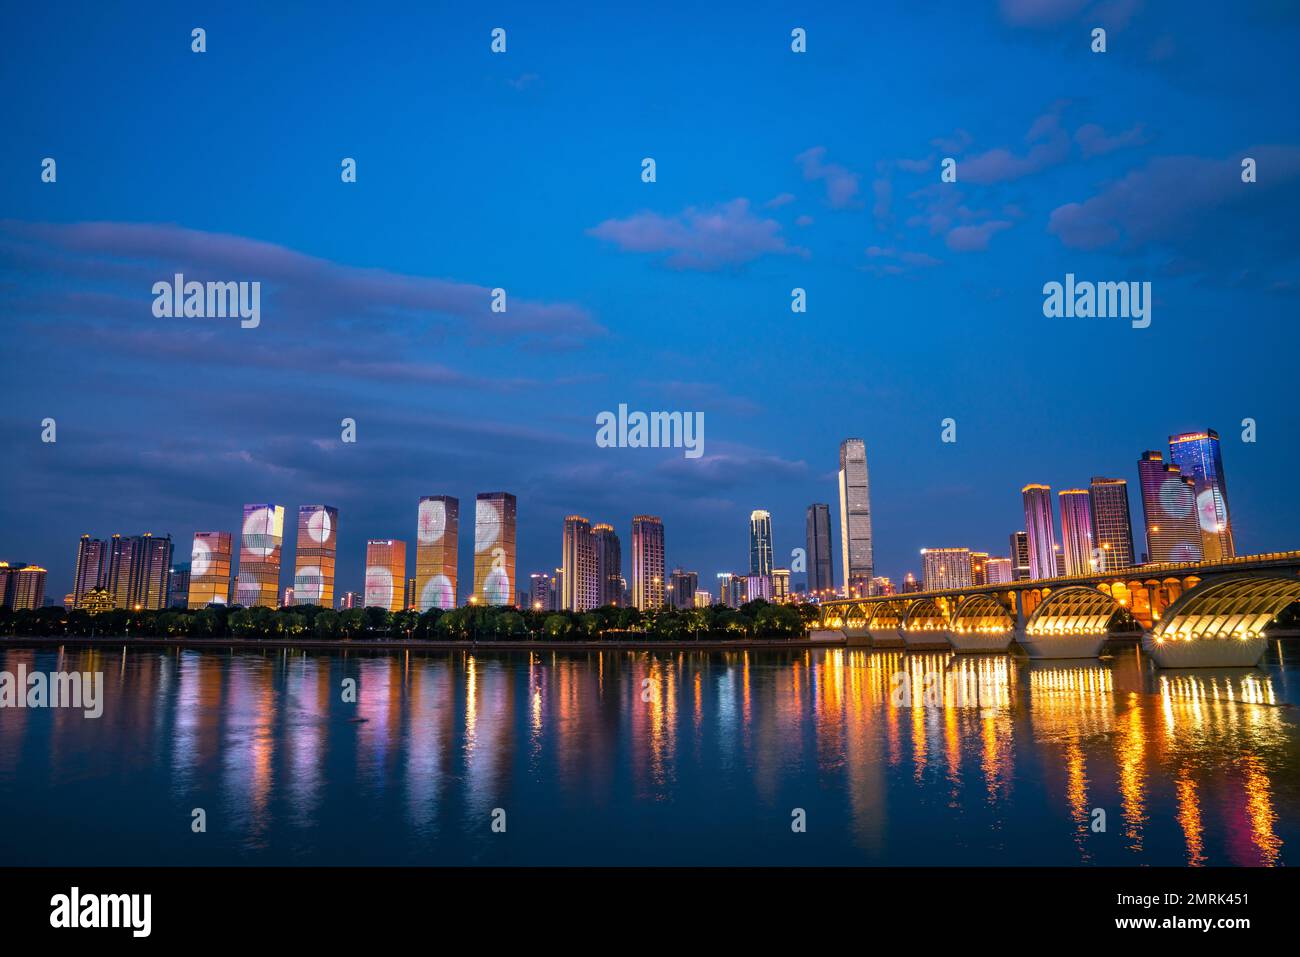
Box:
[1175,768,1205,867]
[1116,693,1147,852]
[1241,755,1282,866]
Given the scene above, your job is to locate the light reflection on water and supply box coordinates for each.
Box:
[0,642,1297,866]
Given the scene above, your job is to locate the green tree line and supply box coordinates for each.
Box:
[0,599,816,642]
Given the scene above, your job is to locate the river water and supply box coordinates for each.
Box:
[1,641,1296,865]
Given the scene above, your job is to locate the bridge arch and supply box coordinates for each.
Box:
[1152,574,1300,642]
[1025,585,1123,637]
[902,597,950,633]
[951,594,1014,635]
[867,599,910,631]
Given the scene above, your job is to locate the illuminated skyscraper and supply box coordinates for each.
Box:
[670,569,698,609]
[293,505,338,607]
[235,504,285,608]
[749,509,774,577]
[1021,485,1058,580]
[1169,429,1235,561]
[630,515,665,610]
[1088,477,1135,572]
[187,532,233,607]
[72,535,110,607]
[562,515,598,611]
[985,557,1014,584]
[717,572,745,608]
[167,562,190,608]
[1009,531,1031,581]
[805,503,834,595]
[1058,489,1094,576]
[1138,452,1202,563]
[529,572,552,611]
[772,568,791,601]
[107,533,173,610]
[474,492,516,606]
[969,551,990,586]
[364,539,407,612]
[838,439,874,596]
[4,565,46,610]
[415,495,459,610]
[921,548,973,590]
[593,523,622,607]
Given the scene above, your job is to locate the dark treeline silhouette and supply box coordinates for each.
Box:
[0,599,816,642]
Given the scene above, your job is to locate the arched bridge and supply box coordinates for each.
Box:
[813,551,1300,667]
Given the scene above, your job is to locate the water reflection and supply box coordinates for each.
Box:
[0,643,1296,866]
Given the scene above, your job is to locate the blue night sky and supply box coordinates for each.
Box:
[2,1,1299,599]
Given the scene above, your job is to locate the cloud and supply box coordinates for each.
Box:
[586,199,805,270]
[959,101,1072,184]
[506,73,539,90]
[764,192,796,208]
[1074,122,1148,157]
[945,221,1013,252]
[999,0,1141,29]
[1048,145,1300,277]
[794,146,861,209]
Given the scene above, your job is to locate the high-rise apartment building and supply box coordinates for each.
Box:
[167,562,190,608]
[529,572,552,611]
[235,505,285,608]
[985,557,1014,584]
[187,531,234,607]
[562,515,598,611]
[474,492,516,606]
[838,439,874,596]
[805,503,834,595]
[969,551,990,586]
[1021,485,1058,580]
[415,495,458,610]
[3,564,47,610]
[1058,489,1094,576]
[72,535,110,607]
[1088,477,1134,572]
[772,568,791,601]
[670,568,698,610]
[921,548,973,591]
[107,533,173,610]
[1009,531,1031,581]
[593,523,622,607]
[1169,429,1235,561]
[364,539,407,612]
[293,505,339,607]
[630,515,665,610]
[1138,452,1203,563]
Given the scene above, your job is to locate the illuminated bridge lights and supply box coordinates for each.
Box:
[1144,575,1300,667]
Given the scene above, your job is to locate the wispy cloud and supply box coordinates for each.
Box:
[587,199,806,270]
[795,146,861,209]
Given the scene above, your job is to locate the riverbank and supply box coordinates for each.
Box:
[1,634,846,653]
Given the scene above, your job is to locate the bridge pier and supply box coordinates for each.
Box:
[870,627,906,649]
[1141,633,1268,668]
[1014,626,1106,659]
[842,627,873,646]
[946,627,1013,654]
[901,627,948,651]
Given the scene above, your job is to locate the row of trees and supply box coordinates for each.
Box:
[0,599,816,642]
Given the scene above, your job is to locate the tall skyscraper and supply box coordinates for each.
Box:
[1009,531,1031,581]
[1058,489,1094,576]
[1169,429,1235,561]
[1021,485,1058,580]
[838,439,874,596]
[630,515,665,610]
[235,504,285,608]
[593,523,622,607]
[72,535,110,607]
[415,495,459,610]
[562,515,599,611]
[364,539,407,612]
[969,551,990,586]
[1138,452,1203,563]
[1089,477,1135,572]
[529,572,552,611]
[187,531,233,607]
[474,492,516,605]
[107,533,173,610]
[749,509,774,577]
[670,568,698,609]
[167,562,191,608]
[805,503,834,595]
[293,505,338,607]
[921,548,973,590]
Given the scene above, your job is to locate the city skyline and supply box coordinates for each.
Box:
[3,422,1265,610]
